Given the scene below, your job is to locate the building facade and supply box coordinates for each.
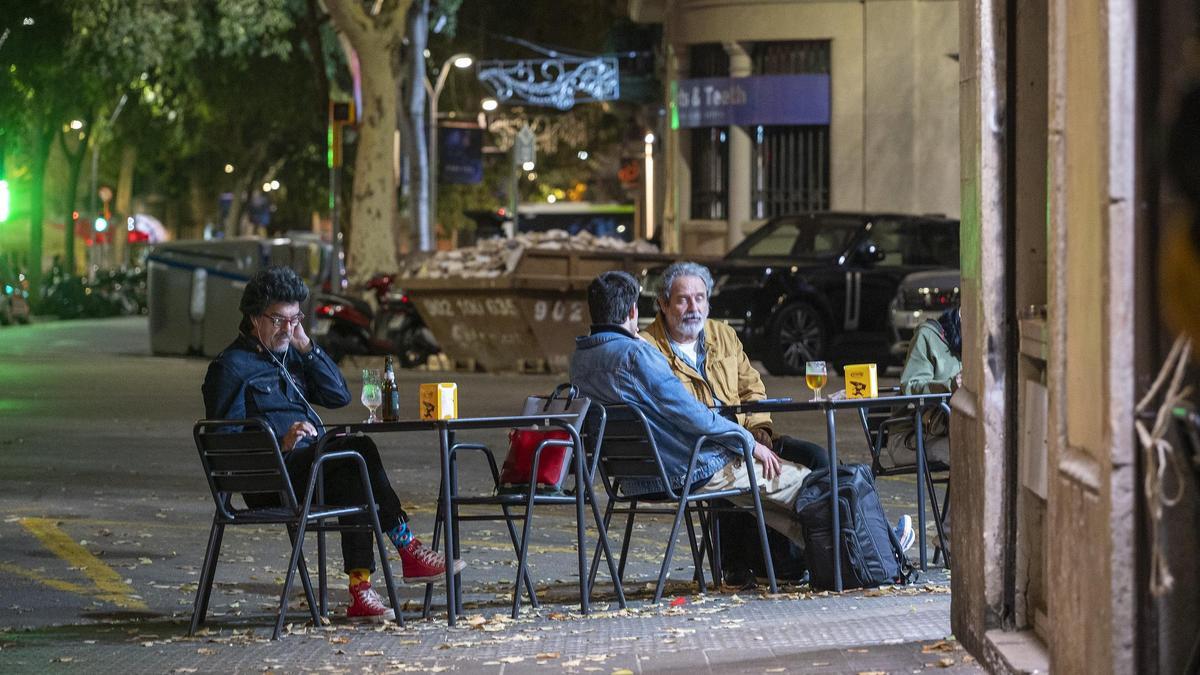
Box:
[632,0,960,254]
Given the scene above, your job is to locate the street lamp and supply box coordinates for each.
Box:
[423,52,473,251]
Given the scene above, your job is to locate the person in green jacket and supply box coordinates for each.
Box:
[901,308,962,394]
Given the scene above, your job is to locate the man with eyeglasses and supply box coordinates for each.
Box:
[202,266,464,623]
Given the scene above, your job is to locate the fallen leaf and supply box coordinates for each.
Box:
[535,652,560,660]
[938,657,955,668]
[612,670,634,675]
[922,640,957,653]
[362,650,384,656]
[499,656,524,664]
[669,597,687,607]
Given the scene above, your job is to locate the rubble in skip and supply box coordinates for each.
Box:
[404,230,660,279]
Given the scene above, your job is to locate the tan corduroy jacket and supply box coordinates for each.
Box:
[641,317,774,436]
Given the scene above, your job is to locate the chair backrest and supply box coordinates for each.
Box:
[193,419,298,519]
[592,403,672,497]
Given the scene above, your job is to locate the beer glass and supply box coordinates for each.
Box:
[361,369,382,423]
[805,361,828,401]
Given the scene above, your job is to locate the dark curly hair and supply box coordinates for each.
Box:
[238,266,308,333]
[587,270,639,325]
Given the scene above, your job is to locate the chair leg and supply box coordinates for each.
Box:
[700,506,715,581]
[747,488,778,594]
[654,497,694,604]
[587,498,616,594]
[288,526,321,628]
[618,506,637,583]
[709,510,724,586]
[586,494,626,609]
[932,478,951,567]
[274,520,310,640]
[684,509,706,594]
[421,484,444,620]
[189,518,224,636]
[511,498,539,619]
[501,504,539,608]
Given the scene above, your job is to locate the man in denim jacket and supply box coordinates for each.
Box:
[203,266,463,622]
[570,270,811,546]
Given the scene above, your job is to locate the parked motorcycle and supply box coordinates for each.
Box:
[313,273,440,367]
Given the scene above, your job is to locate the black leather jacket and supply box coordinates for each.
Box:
[202,333,351,449]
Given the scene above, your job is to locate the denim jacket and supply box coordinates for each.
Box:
[202,334,351,450]
[569,327,754,496]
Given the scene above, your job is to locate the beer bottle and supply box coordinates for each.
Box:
[381,356,401,422]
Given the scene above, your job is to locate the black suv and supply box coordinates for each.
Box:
[640,212,960,375]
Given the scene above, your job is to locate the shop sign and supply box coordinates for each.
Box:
[674,74,830,128]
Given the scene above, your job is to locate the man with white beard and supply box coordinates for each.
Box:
[640,262,914,584]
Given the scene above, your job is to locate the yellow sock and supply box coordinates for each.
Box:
[349,568,371,586]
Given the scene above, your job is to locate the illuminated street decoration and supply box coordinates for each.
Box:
[478,57,619,110]
[487,114,589,153]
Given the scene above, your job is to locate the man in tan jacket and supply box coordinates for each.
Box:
[641,261,829,474]
[640,261,836,585]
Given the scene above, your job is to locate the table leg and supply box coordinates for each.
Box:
[825,405,842,592]
[914,404,928,570]
[438,424,457,626]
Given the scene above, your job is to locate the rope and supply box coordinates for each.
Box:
[1134,335,1193,596]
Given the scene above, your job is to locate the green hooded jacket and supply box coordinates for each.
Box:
[900,319,962,394]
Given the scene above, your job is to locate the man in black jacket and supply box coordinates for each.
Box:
[202,266,463,622]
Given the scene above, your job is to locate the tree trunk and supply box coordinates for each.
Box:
[28,121,55,299]
[112,145,136,266]
[324,1,409,284]
[58,118,93,276]
[407,0,430,253]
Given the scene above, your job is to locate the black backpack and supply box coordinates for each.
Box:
[793,463,913,590]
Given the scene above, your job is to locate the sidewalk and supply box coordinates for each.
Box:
[0,575,978,674]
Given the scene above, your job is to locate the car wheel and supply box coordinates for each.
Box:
[764,301,828,376]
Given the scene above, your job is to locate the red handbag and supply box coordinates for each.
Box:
[499,427,573,489]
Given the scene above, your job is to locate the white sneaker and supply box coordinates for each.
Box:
[894,515,916,553]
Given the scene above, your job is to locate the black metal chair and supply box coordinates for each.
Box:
[190,419,401,639]
[586,403,778,604]
[856,389,952,565]
[421,385,627,619]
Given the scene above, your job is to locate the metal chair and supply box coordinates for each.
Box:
[856,389,952,565]
[421,385,626,619]
[586,403,778,604]
[191,419,401,639]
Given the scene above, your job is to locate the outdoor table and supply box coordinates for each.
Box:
[718,391,952,591]
[312,412,582,627]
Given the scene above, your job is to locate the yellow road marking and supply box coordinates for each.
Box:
[18,517,147,609]
[0,562,94,595]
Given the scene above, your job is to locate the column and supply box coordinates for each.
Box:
[724,41,751,252]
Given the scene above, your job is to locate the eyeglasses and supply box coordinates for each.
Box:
[263,313,305,328]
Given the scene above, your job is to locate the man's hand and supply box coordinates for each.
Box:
[282,421,317,452]
[752,441,782,481]
[750,427,773,447]
[290,321,313,353]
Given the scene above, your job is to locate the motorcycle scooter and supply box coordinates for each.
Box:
[312,273,440,367]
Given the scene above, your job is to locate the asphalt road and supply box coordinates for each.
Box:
[0,317,957,674]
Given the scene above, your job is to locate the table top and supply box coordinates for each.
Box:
[717,390,952,416]
[323,412,581,435]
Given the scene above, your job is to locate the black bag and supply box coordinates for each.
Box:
[793,464,910,590]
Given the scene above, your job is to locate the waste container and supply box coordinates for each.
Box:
[403,248,681,372]
[146,236,331,357]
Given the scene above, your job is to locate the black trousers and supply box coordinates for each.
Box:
[717,434,829,580]
[284,436,409,573]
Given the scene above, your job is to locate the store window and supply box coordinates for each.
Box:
[751,41,831,217]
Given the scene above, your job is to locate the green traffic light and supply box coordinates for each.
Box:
[94,216,108,232]
[0,180,9,222]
